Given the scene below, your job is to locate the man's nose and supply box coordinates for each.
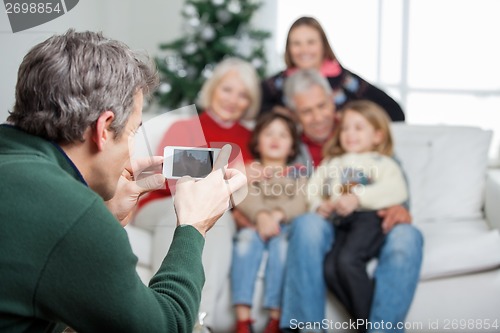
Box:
[312,109,324,122]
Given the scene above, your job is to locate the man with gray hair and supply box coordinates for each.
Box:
[0,30,245,332]
[280,69,423,333]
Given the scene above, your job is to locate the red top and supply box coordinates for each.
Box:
[301,133,325,168]
[138,111,253,208]
[301,116,340,168]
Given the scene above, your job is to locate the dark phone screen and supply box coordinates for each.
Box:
[172,149,214,178]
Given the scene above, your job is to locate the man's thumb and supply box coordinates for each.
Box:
[136,174,166,192]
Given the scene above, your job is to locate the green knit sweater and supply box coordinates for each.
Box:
[0,125,205,333]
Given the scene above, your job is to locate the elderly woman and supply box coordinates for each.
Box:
[136,57,260,331]
[139,57,259,203]
[156,57,260,166]
[261,16,405,122]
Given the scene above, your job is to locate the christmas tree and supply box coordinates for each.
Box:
[154,0,270,111]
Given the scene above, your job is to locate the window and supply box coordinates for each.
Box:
[276,0,500,162]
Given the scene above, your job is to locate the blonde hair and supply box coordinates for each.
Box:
[198,57,261,120]
[323,100,394,158]
[284,16,337,69]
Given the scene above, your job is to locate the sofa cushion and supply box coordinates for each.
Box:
[417,219,500,280]
[390,130,432,221]
[391,124,492,222]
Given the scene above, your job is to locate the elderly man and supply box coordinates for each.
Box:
[0,30,245,333]
[280,69,423,333]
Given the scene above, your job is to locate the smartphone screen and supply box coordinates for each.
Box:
[172,148,214,178]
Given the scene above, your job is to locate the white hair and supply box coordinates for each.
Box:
[283,69,333,111]
[198,57,261,120]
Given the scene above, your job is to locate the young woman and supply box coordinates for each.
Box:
[261,16,405,122]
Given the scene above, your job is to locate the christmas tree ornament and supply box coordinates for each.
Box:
[177,69,188,78]
[165,55,180,71]
[236,33,252,58]
[251,58,263,69]
[227,0,241,14]
[189,17,200,27]
[222,36,237,48]
[183,4,198,17]
[216,9,232,23]
[186,66,198,78]
[202,64,215,79]
[159,83,172,94]
[183,43,198,55]
[200,26,216,41]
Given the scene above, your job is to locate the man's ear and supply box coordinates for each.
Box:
[92,111,115,151]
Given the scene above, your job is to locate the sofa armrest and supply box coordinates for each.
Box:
[485,169,500,230]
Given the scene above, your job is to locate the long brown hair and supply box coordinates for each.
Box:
[323,100,394,158]
[284,17,337,69]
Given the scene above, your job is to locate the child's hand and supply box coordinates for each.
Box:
[255,211,280,241]
[316,200,336,218]
[270,209,286,223]
[335,194,360,216]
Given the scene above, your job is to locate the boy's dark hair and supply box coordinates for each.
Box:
[249,112,301,164]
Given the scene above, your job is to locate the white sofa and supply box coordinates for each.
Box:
[126,113,500,333]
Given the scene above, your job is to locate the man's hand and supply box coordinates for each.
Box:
[335,194,359,216]
[105,156,165,226]
[378,205,412,233]
[173,145,247,237]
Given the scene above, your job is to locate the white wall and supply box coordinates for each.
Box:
[250,0,279,74]
[0,0,185,123]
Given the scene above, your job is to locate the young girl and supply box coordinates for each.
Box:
[308,100,408,332]
[231,112,308,333]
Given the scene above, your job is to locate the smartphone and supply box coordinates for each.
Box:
[163,146,221,179]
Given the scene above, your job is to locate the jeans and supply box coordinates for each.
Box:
[280,213,423,333]
[231,225,290,309]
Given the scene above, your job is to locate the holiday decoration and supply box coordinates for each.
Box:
[154,0,270,110]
